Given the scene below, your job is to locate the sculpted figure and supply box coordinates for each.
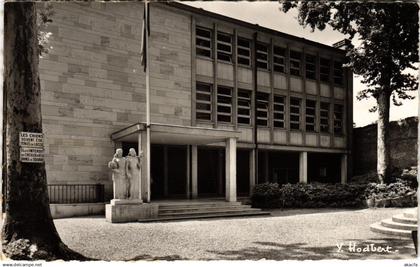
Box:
[126,148,143,199]
[108,148,128,199]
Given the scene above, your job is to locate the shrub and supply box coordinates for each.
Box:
[251,180,417,209]
[251,182,366,209]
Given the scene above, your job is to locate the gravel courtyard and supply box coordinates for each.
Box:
[54,207,417,261]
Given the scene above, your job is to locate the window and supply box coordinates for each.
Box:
[273,95,285,128]
[290,97,301,130]
[333,60,344,85]
[217,86,233,123]
[256,43,269,70]
[237,89,252,125]
[196,27,212,58]
[320,102,330,133]
[334,104,344,134]
[196,82,212,121]
[305,54,316,80]
[256,92,269,126]
[306,100,316,132]
[217,32,232,62]
[273,46,286,73]
[320,57,330,83]
[290,50,302,76]
[237,37,251,66]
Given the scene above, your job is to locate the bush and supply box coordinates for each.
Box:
[364,180,417,207]
[251,182,366,209]
[251,180,417,209]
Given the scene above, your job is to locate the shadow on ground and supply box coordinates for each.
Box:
[127,254,186,261]
[205,238,416,260]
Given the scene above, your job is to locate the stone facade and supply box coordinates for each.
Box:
[353,116,418,175]
[39,3,191,198]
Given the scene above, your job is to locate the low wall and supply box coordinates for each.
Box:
[50,203,106,219]
[353,116,418,175]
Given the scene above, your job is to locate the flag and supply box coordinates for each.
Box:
[140,1,150,72]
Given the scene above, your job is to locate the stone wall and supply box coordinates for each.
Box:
[39,2,191,198]
[353,116,418,175]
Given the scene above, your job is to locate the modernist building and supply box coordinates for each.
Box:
[33,2,352,203]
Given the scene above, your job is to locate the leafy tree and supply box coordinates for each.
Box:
[2,2,87,260]
[281,1,418,183]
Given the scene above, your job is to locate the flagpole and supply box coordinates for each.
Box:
[145,0,151,203]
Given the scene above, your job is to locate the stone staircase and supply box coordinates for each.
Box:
[370,208,418,238]
[138,200,270,222]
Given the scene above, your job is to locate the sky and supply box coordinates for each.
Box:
[184,1,419,127]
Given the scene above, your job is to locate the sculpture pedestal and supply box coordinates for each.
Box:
[106,199,158,223]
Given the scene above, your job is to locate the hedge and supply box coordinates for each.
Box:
[251,181,417,209]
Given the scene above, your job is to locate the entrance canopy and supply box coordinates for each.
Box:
[111,122,241,145]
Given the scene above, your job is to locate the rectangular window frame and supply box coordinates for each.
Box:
[305,99,316,132]
[333,60,344,86]
[273,46,286,73]
[196,82,213,121]
[305,54,316,80]
[273,95,285,128]
[256,92,269,127]
[256,42,269,70]
[320,57,330,83]
[290,97,301,130]
[320,102,330,133]
[217,32,232,63]
[237,89,252,125]
[217,85,233,123]
[334,104,344,135]
[237,37,251,67]
[196,27,212,59]
[290,50,302,76]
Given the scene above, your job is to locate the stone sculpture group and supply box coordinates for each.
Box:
[108,148,143,200]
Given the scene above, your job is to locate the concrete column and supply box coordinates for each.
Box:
[186,145,191,198]
[140,131,150,202]
[191,145,198,199]
[249,149,256,196]
[137,133,145,200]
[163,146,168,197]
[299,151,308,183]
[225,138,237,202]
[341,154,348,184]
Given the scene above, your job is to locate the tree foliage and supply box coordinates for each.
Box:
[37,3,54,56]
[281,1,418,111]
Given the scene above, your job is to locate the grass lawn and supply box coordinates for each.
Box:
[54,207,417,261]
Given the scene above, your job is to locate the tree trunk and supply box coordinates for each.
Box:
[2,2,87,260]
[376,91,391,184]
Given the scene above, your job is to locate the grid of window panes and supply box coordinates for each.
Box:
[196,27,212,58]
[217,86,233,123]
[290,97,301,130]
[273,95,285,128]
[256,43,269,70]
[196,82,212,121]
[333,60,344,85]
[334,104,344,134]
[256,92,269,126]
[290,50,302,76]
[273,46,286,73]
[320,102,330,132]
[320,57,330,82]
[306,100,316,131]
[305,54,316,80]
[237,37,251,66]
[217,32,232,62]
[237,89,252,125]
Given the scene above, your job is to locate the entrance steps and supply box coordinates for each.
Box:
[370,208,418,238]
[138,200,270,222]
